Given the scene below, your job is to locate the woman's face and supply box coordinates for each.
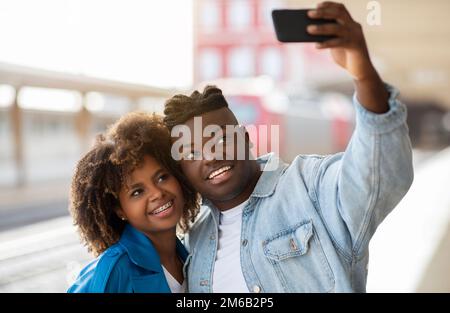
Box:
[117,155,185,235]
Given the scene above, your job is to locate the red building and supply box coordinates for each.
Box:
[194,0,291,83]
[193,0,338,87]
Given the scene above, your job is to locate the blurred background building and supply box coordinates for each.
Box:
[0,0,449,292]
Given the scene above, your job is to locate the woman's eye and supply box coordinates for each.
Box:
[131,189,143,197]
[157,173,170,183]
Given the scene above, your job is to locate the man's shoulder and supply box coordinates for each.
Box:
[291,153,334,164]
[190,206,213,233]
[184,206,214,248]
[287,153,343,173]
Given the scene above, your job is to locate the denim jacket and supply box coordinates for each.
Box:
[184,84,414,293]
[68,224,188,293]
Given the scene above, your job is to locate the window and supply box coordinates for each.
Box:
[229,47,254,77]
[259,0,282,28]
[200,0,221,32]
[199,48,222,80]
[260,47,282,79]
[0,85,15,108]
[18,87,81,112]
[228,0,251,30]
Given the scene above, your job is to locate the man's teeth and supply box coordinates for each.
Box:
[151,201,173,215]
[208,166,231,179]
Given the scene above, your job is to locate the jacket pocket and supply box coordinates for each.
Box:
[262,220,335,292]
[263,220,313,261]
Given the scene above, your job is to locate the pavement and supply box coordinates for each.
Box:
[367,147,450,292]
[0,216,91,292]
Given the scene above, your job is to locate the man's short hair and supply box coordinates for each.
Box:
[163,85,228,131]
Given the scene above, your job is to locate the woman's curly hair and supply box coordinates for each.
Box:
[70,112,199,256]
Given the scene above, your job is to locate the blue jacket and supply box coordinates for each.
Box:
[68,224,188,293]
[184,84,414,292]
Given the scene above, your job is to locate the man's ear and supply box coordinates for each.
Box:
[241,126,254,149]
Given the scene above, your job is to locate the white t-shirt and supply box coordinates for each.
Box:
[212,200,250,293]
[162,265,186,293]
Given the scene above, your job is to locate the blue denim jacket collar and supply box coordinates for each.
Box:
[119,224,188,272]
[251,153,288,198]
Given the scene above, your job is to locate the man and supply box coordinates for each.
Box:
[163,2,413,292]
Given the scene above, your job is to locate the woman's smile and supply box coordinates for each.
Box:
[148,200,175,217]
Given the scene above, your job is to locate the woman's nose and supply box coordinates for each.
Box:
[147,185,164,202]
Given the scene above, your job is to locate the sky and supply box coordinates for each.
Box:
[0,0,193,89]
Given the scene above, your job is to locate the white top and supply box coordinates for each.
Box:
[162,266,186,293]
[212,200,250,293]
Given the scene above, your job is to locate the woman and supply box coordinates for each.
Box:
[68,112,199,293]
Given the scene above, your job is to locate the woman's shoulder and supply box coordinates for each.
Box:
[67,243,131,293]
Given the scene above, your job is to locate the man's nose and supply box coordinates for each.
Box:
[203,146,216,161]
[203,145,225,163]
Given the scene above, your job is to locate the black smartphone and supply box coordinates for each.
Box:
[272,9,337,43]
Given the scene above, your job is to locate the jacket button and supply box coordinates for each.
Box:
[242,239,248,246]
[253,285,261,293]
[289,238,298,251]
[209,235,215,240]
[200,280,209,286]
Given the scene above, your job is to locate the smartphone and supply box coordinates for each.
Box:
[272,9,337,43]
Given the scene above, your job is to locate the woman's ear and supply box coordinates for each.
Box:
[115,207,127,221]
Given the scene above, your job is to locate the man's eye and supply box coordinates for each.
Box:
[184,151,201,160]
[217,136,226,144]
[217,134,234,146]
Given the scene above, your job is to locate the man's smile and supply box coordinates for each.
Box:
[205,165,234,185]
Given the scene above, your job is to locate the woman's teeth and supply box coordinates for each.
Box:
[151,201,173,215]
[208,166,231,179]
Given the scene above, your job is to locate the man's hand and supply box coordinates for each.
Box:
[307,1,389,113]
[307,1,372,80]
